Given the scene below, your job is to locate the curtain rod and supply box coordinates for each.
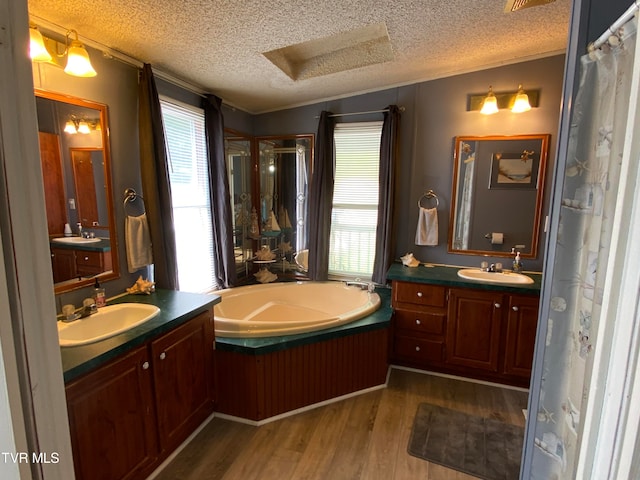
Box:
[590,0,640,50]
[315,106,405,119]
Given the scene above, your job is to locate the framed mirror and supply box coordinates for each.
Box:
[35,89,119,293]
[224,129,255,274]
[256,135,313,272]
[448,134,549,258]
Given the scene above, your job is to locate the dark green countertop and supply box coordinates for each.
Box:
[215,287,393,355]
[60,289,220,383]
[50,238,111,252]
[386,262,542,294]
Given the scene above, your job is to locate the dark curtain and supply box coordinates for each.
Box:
[203,94,237,288]
[138,63,179,290]
[307,111,335,280]
[372,105,401,284]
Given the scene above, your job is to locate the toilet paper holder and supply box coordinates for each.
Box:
[484,232,505,244]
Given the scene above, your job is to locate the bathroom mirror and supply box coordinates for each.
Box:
[256,135,313,265]
[35,89,119,293]
[448,134,549,259]
[224,129,255,274]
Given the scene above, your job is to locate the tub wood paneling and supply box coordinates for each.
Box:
[215,328,389,421]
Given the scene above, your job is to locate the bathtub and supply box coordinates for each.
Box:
[213,281,381,337]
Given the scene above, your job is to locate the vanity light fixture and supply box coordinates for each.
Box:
[29,24,52,62]
[63,116,99,134]
[469,84,539,114]
[480,86,499,115]
[28,24,97,77]
[511,84,532,112]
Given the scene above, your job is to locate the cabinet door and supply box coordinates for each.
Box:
[446,288,503,372]
[51,248,76,283]
[151,310,214,453]
[65,345,157,480]
[503,294,539,378]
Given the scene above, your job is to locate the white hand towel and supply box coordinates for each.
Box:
[415,207,438,246]
[125,213,153,273]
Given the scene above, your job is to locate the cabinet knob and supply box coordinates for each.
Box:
[415,346,421,352]
[415,319,421,325]
[494,303,501,309]
[159,352,166,360]
[142,361,150,370]
[84,256,89,261]
[512,306,519,311]
[417,292,423,298]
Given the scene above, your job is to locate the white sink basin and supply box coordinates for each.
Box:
[457,269,534,285]
[58,303,160,347]
[52,236,102,244]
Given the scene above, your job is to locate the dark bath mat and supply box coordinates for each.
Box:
[408,403,524,480]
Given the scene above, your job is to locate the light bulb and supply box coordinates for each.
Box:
[512,85,531,113]
[29,26,52,62]
[64,39,97,77]
[480,87,499,115]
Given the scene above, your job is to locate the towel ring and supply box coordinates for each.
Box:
[123,188,146,215]
[418,190,439,208]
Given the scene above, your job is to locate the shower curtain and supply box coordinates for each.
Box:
[527,16,638,479]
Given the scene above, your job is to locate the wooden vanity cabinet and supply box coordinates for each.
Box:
[446,288,503,373]
[51,247,112,281]
[151,311,214,454]
[65,309,214,480]
[76,249,113,277]
[65,345,158,480]
[391,280,539,387]
[503,294,540,378]
[391,281,447,368]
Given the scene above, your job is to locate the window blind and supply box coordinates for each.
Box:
[329,121,382,277]
[160,99,216,292]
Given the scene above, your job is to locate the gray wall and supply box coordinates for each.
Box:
[254,55,566,271]
[33,33,142,310]
[39,35,564,310]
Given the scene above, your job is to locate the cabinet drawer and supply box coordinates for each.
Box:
[394,335,444,364]
[76,251,103,268]
[393,281,446,307]
[395,309,445,335]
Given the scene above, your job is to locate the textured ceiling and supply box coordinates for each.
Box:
[27,0,572,114]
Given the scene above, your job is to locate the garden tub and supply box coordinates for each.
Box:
[213,281,380,338]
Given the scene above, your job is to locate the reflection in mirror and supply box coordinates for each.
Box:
[448,134,549,258]
[257,135,313,272]
[224,130,254,274]
[35,89,119,293]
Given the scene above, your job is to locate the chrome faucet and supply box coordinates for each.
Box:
[79,298,98,318]
[345,280,376,293]
[482,262,503,273]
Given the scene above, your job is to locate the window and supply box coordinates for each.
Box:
[328,121,383,278]
[160,98,216,292]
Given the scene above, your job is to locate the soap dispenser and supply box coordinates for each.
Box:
[513,251,523,273]
[93,278,106,307]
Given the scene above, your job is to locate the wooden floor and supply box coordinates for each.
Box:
[152,368,529,480]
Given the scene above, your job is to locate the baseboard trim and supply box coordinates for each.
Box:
[390,364,530,393]
[215,380,389,427]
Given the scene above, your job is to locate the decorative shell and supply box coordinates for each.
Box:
[254,269,277,283]
[255,245,276,261]
[400,253,420,267]
[126,276,156,295]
